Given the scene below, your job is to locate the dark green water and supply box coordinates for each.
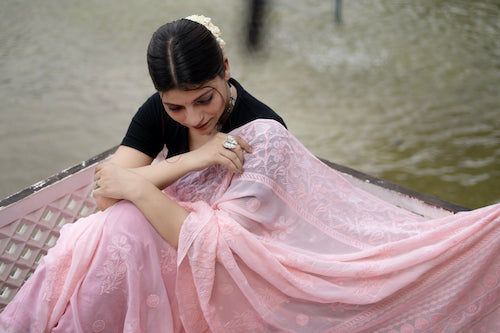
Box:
[1,0,498,208]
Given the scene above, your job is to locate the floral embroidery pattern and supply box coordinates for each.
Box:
[124,320,139,333]
[261,216,295,243]
[160,246,177,275]
[246,197,261,212]
[107,236,131,259]
[296,313,309,326]
[223,310,266,331]
[92,320,105,332]
[146,294,160,308]
[255,286,289,309]
[42,252,72,303]
[97,236,130,295]
[165,164,226,206]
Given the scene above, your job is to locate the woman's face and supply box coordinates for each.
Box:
[160,59,231,136]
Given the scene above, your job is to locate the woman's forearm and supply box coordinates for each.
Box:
[130,181,189,247]
[125,132,253,191]
[94,196,120,211]
[131,153,195,190]
[94,156,192,211]
[93,162,189,246]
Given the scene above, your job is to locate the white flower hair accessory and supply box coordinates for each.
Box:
[185,15,226,50]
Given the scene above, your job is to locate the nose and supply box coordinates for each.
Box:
[184,107,203,127]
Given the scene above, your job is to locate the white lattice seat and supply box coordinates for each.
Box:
[0,147,116,311]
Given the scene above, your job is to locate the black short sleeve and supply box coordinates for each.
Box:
[120,93,165,158]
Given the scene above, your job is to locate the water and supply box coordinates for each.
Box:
[1,0,499,209]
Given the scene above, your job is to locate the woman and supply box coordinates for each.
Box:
[1,16,499,333]
[92,14,286,247]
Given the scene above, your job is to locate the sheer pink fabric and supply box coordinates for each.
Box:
[1,119,499,332]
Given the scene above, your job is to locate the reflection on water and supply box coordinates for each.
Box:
[0,0,498,208]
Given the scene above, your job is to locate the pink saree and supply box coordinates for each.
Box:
[1,119,499,332]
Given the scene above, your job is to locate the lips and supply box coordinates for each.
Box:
[193,120,210,130]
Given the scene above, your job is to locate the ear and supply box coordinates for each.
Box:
[223,56,231,81]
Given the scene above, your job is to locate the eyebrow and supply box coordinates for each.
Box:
[162,88,214,107]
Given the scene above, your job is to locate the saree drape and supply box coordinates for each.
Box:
[1,119,499,332]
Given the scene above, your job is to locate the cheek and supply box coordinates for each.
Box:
[165,109,183,122]
[207,96,225,117]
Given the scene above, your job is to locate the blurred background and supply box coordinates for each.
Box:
[0,0,498,209]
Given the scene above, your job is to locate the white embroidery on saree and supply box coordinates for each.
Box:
[96,235,131,295]
[160,246,177,275]
[42,252,72,303]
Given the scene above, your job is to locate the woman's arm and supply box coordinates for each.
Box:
[133,132,253,188]
[101,145,194,192]
[93,133,251,245]
[95,133,253,211]
[93,146,153,211]
[93,163,188,247]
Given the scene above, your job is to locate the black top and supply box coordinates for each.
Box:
[121,78,287,158]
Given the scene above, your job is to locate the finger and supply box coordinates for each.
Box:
[92,187,101,196]
[93,179,111,197]
[92,176,104,192]
[219,149,242,172]
[231,144,245,165]
[94,167,106,181]
[220,149,243,173]
[92,179,103,196]
[234,136,253,153]
[92,187,110,199]
[221,135,246,160]
[94,169,101,181]
[94,162,108,179]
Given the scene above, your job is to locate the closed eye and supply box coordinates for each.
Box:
[162,88,214,112]
[166,105,182,112]
[197,94,213,105]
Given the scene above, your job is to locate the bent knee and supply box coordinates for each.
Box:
[104,200,154,234]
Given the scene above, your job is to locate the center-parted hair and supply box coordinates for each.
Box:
[147,19,225,92]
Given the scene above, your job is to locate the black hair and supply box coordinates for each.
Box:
[147,18,225,92]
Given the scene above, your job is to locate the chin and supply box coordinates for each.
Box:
[201,121,218,135]
[193,125,214,136]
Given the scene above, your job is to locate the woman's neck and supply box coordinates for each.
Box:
[188,82,237,151]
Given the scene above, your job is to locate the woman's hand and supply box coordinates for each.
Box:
[188,133,252,173]
[92,133,252,211]
[93,161,189,247]
[93,162,149,203]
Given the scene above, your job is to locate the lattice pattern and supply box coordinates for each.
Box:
[0,182,98,311]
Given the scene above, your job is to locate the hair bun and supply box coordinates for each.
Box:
[185,15,226,50]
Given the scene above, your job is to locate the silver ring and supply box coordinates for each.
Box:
[94,180,100,189]
[222,135,238,150]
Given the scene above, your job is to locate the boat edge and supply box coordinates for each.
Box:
[0,146,119,210]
